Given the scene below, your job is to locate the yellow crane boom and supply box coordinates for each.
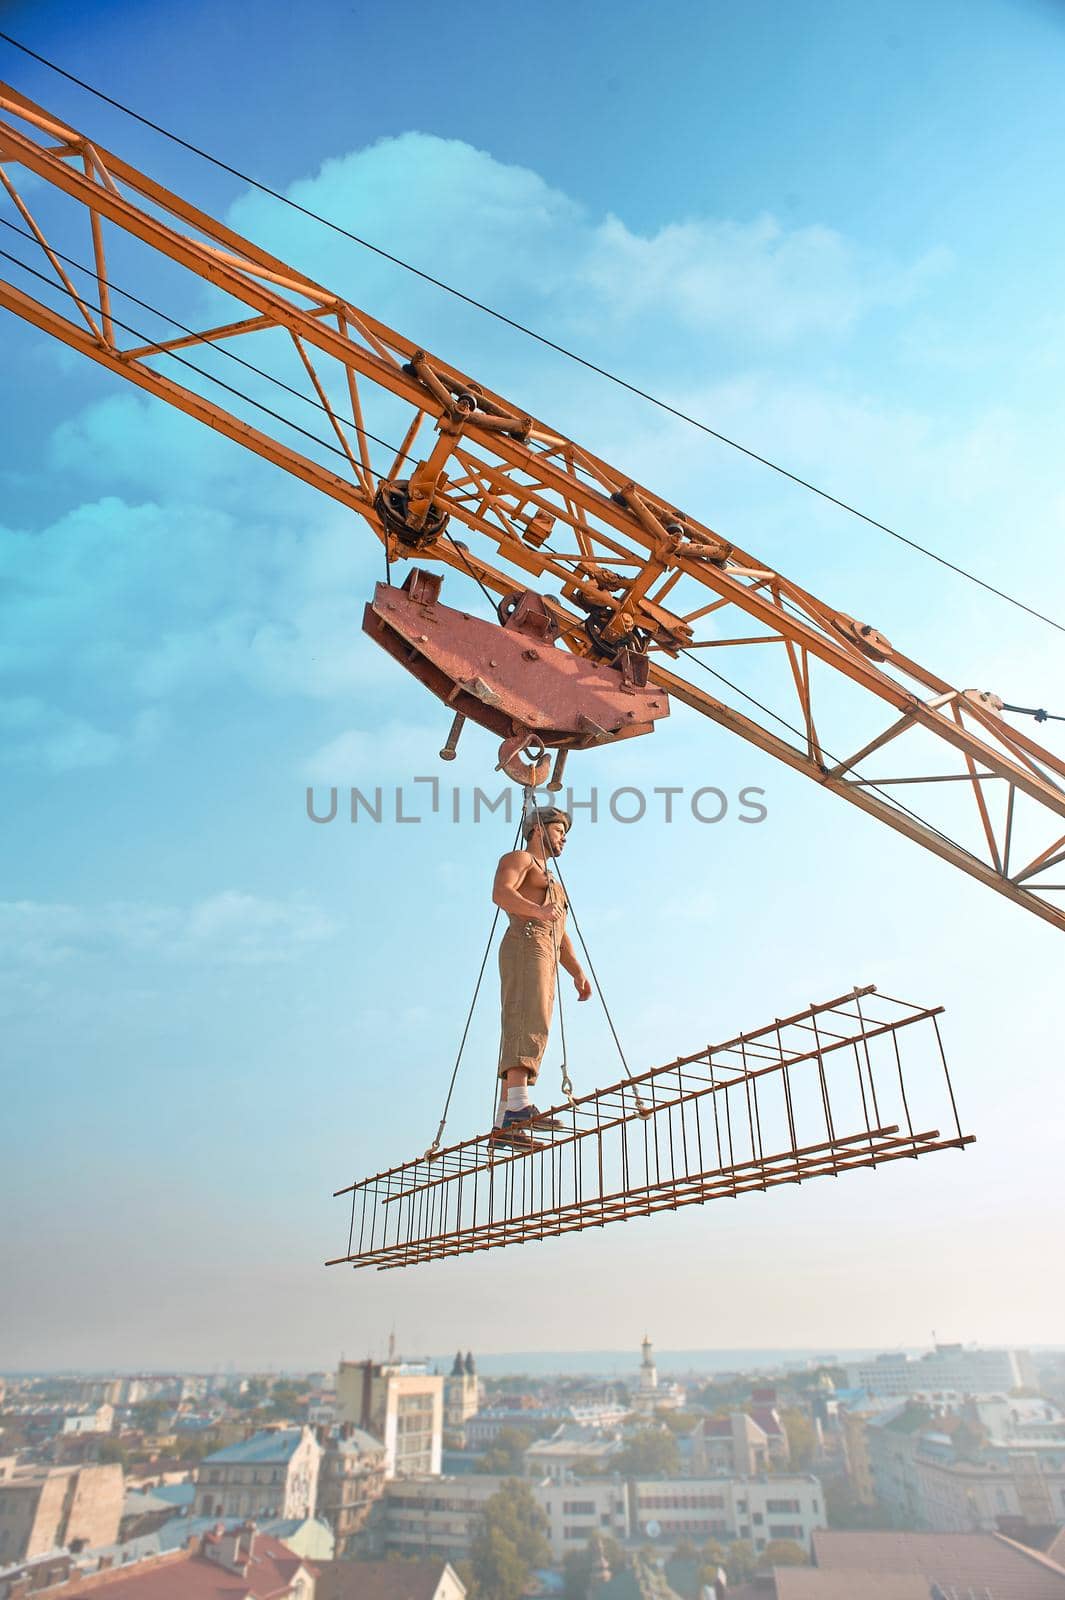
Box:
[2,80,1064,929]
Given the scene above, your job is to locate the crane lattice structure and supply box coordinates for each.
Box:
[1,82,1063,930]
[328,987,972,1271]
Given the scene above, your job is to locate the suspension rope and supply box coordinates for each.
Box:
[1001,703,1065,725]
[425,811,524,1158]
[534,803,649,1117]
[529,796,575,1106]
[442,530,501,615]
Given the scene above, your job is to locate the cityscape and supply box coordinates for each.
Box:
[2,1338,1065,1598]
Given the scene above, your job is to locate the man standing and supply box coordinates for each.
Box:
[492,805,592,1133]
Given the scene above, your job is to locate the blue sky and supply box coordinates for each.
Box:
[2,0,1065,1371]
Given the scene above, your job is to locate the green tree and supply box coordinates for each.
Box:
[452,1559,476,1597]
[268,1383,304,1419]
[762,1540,807,1567]
[130,1399,169,1429]
[97,1438,127,1467]
[616,1427,681,1477]
[780,1408,816,1470]
[725,1540,757,1583]
[471,1480,550,1600]
[657,1410,697,1435]
[231,1379,268,1411]
[823,1474,894,1530]
[481,1427,533,1475]
[699,1538,727,1570]
[563,1542,607,1600]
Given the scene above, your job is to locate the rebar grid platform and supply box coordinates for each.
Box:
[328,986,974,1271]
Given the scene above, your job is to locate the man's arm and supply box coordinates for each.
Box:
[492,851,561,923]
[558,929,592,1000]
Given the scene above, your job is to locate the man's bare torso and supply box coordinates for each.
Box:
[509,850,554,907]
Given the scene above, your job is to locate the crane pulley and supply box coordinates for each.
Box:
[1,80,1064,930]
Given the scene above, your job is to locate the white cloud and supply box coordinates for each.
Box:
[0,696,120,772]
[0,892,339,968]
[302,720,442,782]
[230,134,940,348]
[0,491,397,770]
[581,214,947,341]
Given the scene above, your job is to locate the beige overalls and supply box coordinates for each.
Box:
[497,877,567,1085]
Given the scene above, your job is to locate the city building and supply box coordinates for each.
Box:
[0,1464,123,1564]
[748,1399,790,1467]
[316,1557,465,1600]
[62,1407,115,1437]
[317,1425,388,1555]
[443,1354,479,1443]
[372,1470,820,1564]
[462,1395,627,1452]
[538,1480,629,1560]
[524,1425,622,1482]
[865,1402,1065,1534]
[845,1344,1037,1400]
[194,1428,321,1520]
[0,1524,319,1600]
[375,1473,629,1564]
[689,1414,774,1477]
[634,1337,659,1415]
[975,1396,1065,1445]
[630,1475,824,1557]
[810,1529,1065,1597]
[917,1449,1065,1534]
[632,1338,685,1416]
[336,1361,442,1479]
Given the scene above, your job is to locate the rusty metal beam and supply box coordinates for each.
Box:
[328,987,973,1270]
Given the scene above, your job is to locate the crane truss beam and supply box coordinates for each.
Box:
[1,83,1064,930]
[327,987,973,1271]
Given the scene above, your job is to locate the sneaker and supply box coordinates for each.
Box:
[489,1123,534,1146]
[503,1105,566,1132]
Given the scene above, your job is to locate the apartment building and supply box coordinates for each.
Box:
[846,1344,1036,1400]
[524,1426,622,1483]
[373,1471,820,1563]
[376,1473,628,1563]
[630,1475,824,1556]
[335,1361,442,1478]
[689,1413,777,1478]
[195,1428,321,1520]
[865,1402,1065,1533]
[0,1524,318,1600]
[318,1426,387,1555]
[0,1465,122,1564]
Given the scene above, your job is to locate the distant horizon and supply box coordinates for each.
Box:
[5,1341,1062,1382]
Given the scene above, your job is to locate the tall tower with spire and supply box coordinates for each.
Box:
[443,1349,480,1442]
[635,1334,659,1413]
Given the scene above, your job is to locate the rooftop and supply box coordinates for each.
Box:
[812,1531,1065,1599]
[329,1427,384,1456]
[6,1532,314,1600]
[316,1558,463,1600]
[775,1571,927,1599]
[202,1429,309,1466]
